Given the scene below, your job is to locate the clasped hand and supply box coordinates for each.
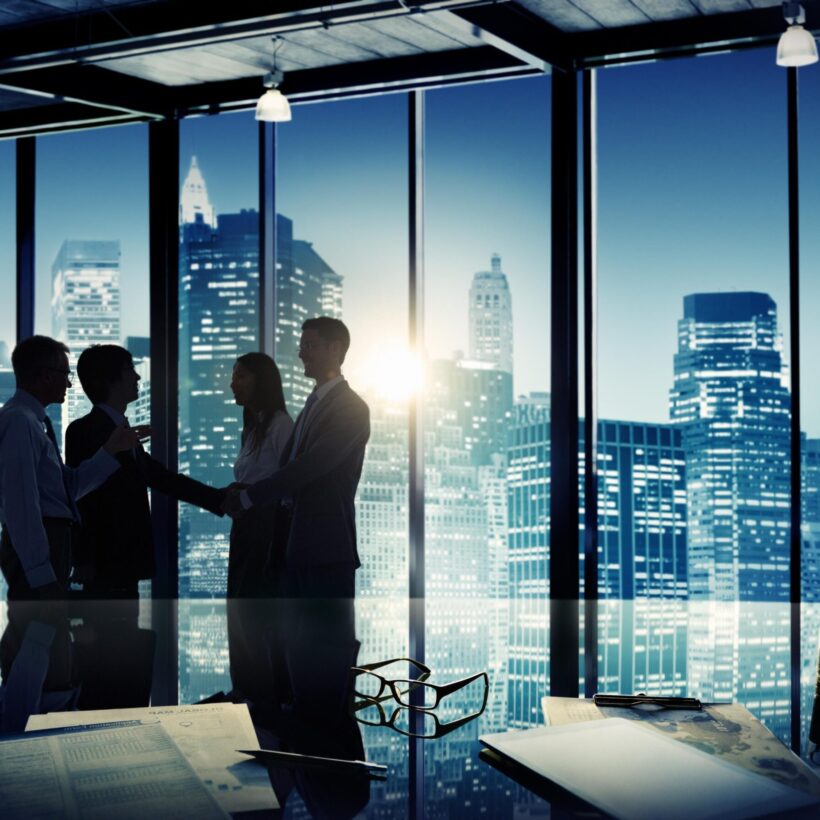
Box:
[220,483,248,519]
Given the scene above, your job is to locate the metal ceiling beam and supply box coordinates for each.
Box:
[0,65,172,119]
[0,101,150,139]
[446,3,571,72]
[0,0,494,75]
[176,45,531,113]
[571,4,819,68]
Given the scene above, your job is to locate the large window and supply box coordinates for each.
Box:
[34,127,150,447]
[596,51,791,740]
[424,76,551,753]
[277,94,410,601]
[177,112,259,599]
[798,66,820,756]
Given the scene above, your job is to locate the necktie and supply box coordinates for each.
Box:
[287,390,319,464]
[43,414,81,523]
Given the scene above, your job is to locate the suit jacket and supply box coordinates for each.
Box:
[246,381,370,570]
[65,406,224,584]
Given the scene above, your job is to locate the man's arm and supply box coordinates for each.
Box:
[244,402,369,509]
[0,416,57,588]
[135,448,226,516]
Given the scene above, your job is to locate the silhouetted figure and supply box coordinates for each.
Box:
[0,337,143,600]
[224,318,370,599]
[66,345,224,598]
[228,353,292,597]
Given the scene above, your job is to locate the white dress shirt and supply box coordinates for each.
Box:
[233,410,294,485]
[239,376,344,510]
[0,389,120,587]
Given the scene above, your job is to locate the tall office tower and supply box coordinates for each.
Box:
[468,253,513,374]
[354,398,408,597]
[670,292,791,601]
[480,453,509,600]
[125,336,151,432]
[178,158,259,597]
[802,438,820,602]
[178,601,230,704]
[274,218,343,412]
[293,239,343,321]
[0,340,10,368]
[507,399,689,722]
[51,239,121,438]
[670,292,791,736]
[424,357,490,599]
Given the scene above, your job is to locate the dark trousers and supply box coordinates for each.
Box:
[0,519,73,600]
[228,506,278,598]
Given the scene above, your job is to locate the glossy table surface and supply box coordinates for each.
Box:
[2,595,820,819]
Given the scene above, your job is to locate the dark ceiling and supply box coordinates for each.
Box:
[0,0,811,137]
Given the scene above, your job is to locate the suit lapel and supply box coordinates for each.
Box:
[291,381,348,459]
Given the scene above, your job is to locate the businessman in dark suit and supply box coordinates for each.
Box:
[66,345,226,598]
[224,317,370,598]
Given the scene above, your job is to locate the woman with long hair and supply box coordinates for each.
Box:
[228,352,293,596]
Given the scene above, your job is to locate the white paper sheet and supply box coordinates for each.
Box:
[1,721,228,819]
[481,717,820,820]
[27,702,277,813]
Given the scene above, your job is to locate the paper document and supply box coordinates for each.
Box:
[27,702,277,813]
[1,721,228,819]
[482,718,820,820]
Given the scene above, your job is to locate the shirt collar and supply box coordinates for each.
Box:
[97,403,127,427]
[12,388,46,421]
[312,374,345,405]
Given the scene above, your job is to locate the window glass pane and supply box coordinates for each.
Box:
[799,67,820,758]
[35,128,149,445]
[277,96,410,813]
[32,126,149,603]
[277,96,409,602]
[424,75,551,775]
[0,141,15,603]
[597,51,791,741]
[178,113,258,599]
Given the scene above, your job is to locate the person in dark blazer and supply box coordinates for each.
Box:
[224,317,370,599]
[66,345,226,598]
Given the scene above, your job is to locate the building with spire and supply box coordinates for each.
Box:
[178,156,259,596]
[468,253,513,375]
[179,155,217,229]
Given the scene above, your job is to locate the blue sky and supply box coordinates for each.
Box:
[0,45,817,434]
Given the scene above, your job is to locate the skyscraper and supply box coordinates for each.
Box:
[51,239,121,438]
[275,219,343,412]
[670,292,791,734]
[669,292,791,602]
[178,158,259,597]
[468,253,513,374]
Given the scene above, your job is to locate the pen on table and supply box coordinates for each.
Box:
[236,748,388,775]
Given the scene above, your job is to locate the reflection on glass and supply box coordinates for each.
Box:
[597,49,792,743]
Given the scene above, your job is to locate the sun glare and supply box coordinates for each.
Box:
[356,346,423,403]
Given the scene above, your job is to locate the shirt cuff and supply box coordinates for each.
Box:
[239,490,253,510]
[93,446,121,476]
[25,561,58,589]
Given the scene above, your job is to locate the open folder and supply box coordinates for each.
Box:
[480,718,820,820]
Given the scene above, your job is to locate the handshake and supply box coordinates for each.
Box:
[220,483,248,518]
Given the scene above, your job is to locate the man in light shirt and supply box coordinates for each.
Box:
[0,336,146,600]
[223,317,370,598]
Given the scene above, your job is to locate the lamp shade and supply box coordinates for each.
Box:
[255,88,292,122]
[777,24,819,67]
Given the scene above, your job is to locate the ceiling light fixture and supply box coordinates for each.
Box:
[777,2,818,67]
[255,38,292,122]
